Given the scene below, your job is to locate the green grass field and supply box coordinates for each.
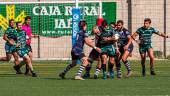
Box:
[0,60,170,96]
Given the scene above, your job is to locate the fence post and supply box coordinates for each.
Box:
[127,0,132,33]
[164,0,167,58]
[38,0,41,58]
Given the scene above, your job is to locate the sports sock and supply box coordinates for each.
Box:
[116,62,121,76]
[76,65,86,76]
[123,60,131,72]
[85,60,93,74]
[150,67,154,72]
[63,64,75,74]
[108,62,114,72]
[94,67,101,75]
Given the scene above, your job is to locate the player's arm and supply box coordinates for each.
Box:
[85,37,101,53]
[3,34,10,42]
[131,32,140,44]
[124,35,132,50]
[103,30,119,42]
[3,33,14,45]
[103,36,118,42]
[155,32,169,38]
[127,35,132,46]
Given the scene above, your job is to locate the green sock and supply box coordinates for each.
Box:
[19,61,26,67]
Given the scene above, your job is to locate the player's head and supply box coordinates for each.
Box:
[78,20,87,30]
[110,22,116,29]
[101,20,108,28]
[92,25,100,35]
[116,20,124,30]
[25,16,31,25]
[9,19,15,28]
[16,21,22,31]
[144,18,151,28]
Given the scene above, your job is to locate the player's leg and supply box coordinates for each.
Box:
[12,46,20,65]
[139,46,147,76]
[122,44,133,77]
[18,60,27,74]
[17,48,37,77]
[25,45,33,75]
[107,58,117,78]
[75,55,89,80]
[0,55,11,61]
[7,45,22,74]
[12,52,22,74]
[18,60,27,75]
[83,49,96,78]
[107,60,111,78]
[100,46,109,79]
[59,52,77,79]
[84,49,101,78]
[140,53,146,76]
[107,46,117,79]
[115,56,122,78]
[59,60,77,79]
[147,48,156,75]
[83,59,93,78]
[12,52,19,66]
[122,50,132,77]
[23,55,37,77]
[24,51,32,75]
[108,56,115,78]
[115,47,124,78]
[0,44,12,61]
[94,57,101,79]
[0,53,12,61]
[101,54,108,79]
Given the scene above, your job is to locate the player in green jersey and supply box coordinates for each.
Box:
[98,20,117,79]
[132,18,169,76]
[0,19,22,74]
[15,21,37,77]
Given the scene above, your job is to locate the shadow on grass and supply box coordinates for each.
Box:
[0,73,24,77]
[43,77,75,81]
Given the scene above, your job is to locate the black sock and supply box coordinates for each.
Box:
[150,67,154,72]
[63,64,76,74]
[141,61,146,75]
[31,70,35,74]
[141,63,145,70]
[116,62,121,70]
[116,62,121,75]
[85,60,93,74]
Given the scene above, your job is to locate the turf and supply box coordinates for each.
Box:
[0,60,170,96]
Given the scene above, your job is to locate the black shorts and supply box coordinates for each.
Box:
[119,43,133,54]
[88,49,100,60]
[26,45,32,52]
[71,51,85,60]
